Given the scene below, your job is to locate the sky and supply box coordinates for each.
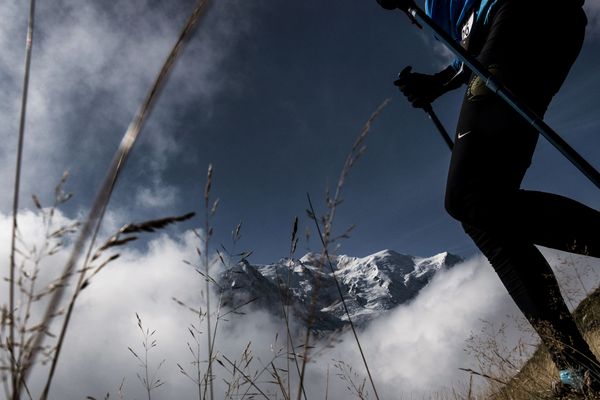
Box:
[1,0,600,398]
[1,0,598,263]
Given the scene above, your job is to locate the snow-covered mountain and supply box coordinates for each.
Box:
[218,250,462,332]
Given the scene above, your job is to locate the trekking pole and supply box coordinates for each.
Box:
[398,66,454,150]
[380,0,600,190]
[423,105,454,151]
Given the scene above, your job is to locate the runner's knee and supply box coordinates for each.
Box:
[444,186,470,224]
[444,186,499,230]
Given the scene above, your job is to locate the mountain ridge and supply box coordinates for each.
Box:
[218,249,462,332]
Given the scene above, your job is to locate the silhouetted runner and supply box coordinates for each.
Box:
[384,0,600,393]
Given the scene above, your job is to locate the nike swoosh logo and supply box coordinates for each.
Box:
[457,130,471,139]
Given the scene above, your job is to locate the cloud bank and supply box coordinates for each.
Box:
[4,210,599,399]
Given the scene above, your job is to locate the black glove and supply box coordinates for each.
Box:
[394,66,446,109]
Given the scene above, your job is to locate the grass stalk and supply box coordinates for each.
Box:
[178,312,205,400]
[270,362,290,400]
[325,364,330,400]
[128,314,166,400]
[272,218,305,400]
[208,289,225,384]
[40,213,194,400]
[220,355,271,400]
[325,98,391,237]
[9,1,36,398]
[203,164,215,400]
[307,193,381,400]
[296,99,389,400]
[295,263,319,400]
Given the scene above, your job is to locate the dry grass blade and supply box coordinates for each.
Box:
[334,359,370,400]
[271,217,306,400]
[129,315,166,400]
[459,368,509,386]
[31,195,42,210]
[290,217,299,255]
[9,1,36,397]
[270,362,290,400]
[81,254,121,289]
[95,237,138,256]
[119,212,195,234]
[204,163,213,207]
[306,194,381,400]
[20,1,212,396]
[297,99,390,400]
[327,98,391,231]
[221,355,270,400]
[201,163,216,400]
[232,221,242,244]
[218,298,257,319]
[40,211,194,399]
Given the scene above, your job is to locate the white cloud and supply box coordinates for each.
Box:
[585,1,600,37]
[0,0,256,213]
[426,35,457,70]
[135,180,179,209]
[2,210,599,399]
[309,257,519,398]
[0,209,287,399]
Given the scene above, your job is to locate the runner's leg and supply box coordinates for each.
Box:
[444,0,598,372]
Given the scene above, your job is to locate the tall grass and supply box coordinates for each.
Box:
[464,256,600,400]
[23,3,213,389]
[158,99,393,400]
[128,314,167,400]
[3,175,76,400]
[1,179,194,399]
[176,311,205,400]
[203,163,216,400]
[297,99,391,400]
[3,0,210,397]
[9,0,36,398]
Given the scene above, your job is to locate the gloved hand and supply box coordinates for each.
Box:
[394,66,446,109]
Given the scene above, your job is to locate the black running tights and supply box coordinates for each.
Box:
[444,0,599,372]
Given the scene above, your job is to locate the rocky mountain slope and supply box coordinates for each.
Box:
[218,250,462,332]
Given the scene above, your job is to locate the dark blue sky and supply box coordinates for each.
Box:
[2,0,599,263]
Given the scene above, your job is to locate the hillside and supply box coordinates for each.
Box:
[486,287,600,399]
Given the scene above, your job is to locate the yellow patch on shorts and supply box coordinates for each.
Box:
[467,64,503,100]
